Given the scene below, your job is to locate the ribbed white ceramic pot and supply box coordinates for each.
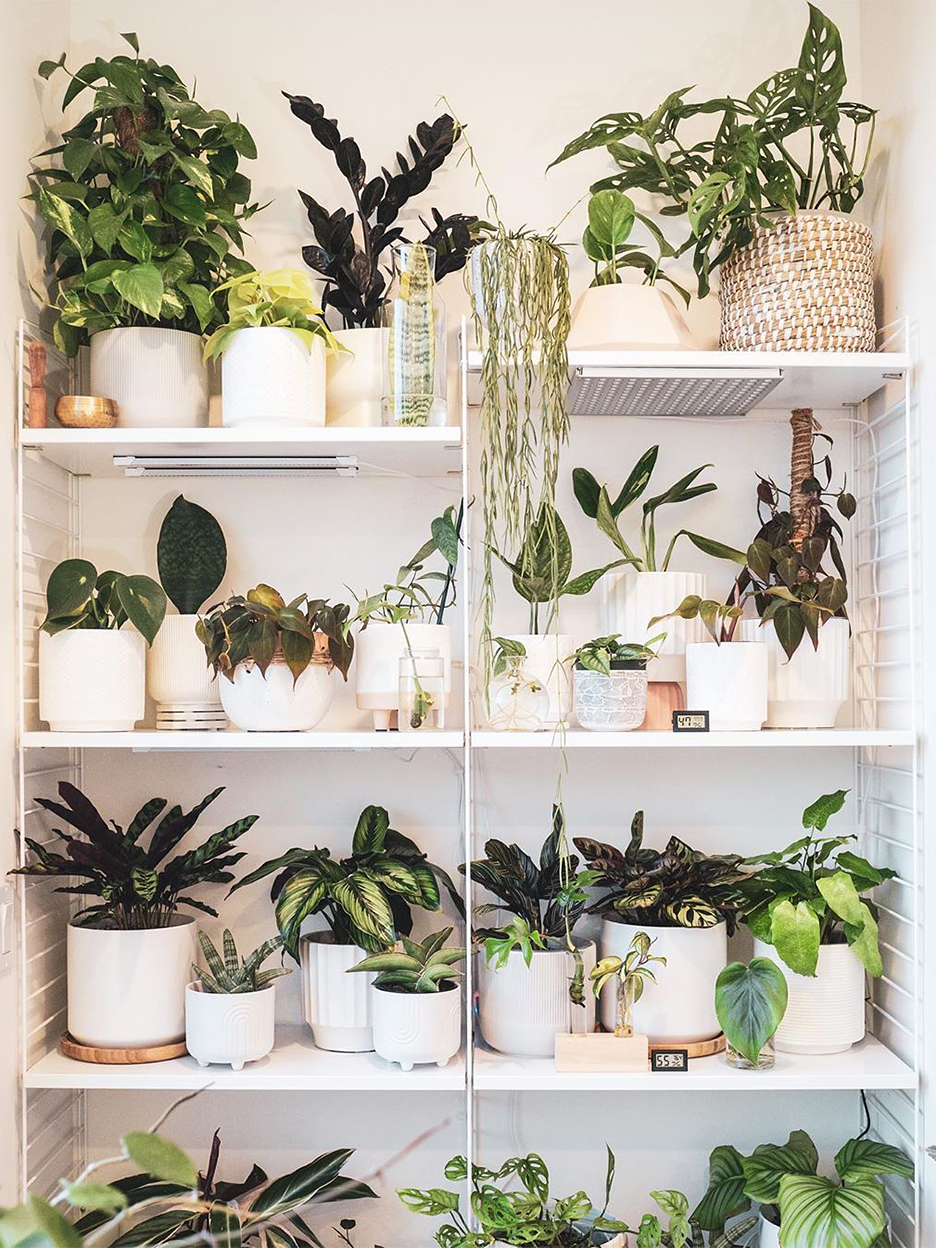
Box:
[300,933,375,1051]
[600,572,706,682]
[757,1215,781,1248]
[685,641,767,731]
[740,617,850,728]
[185,982,276,1069]
[355,622,452,729]
[371,982,461,1070]
[147,615,225,729]
[477,941,597,1057]
[754,939,865,1054]
[68,917,196,1047]
[600,920,726,1042]
[90,328,208,428]
[568,284,698,351]
[219,657,334,731]
[222,328,326,427]
[326,328,387,427]
[498,634,575,727]
[40,629,146,731]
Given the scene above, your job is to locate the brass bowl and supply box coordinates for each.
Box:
[55,396,118,429]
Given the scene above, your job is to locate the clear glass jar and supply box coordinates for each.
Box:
[381,242,446,426]
[725,1039,776,1070]
[399,648,445,732]
[573,662,648,731]
[487,656,550,731]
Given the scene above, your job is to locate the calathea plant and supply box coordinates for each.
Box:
[41,558,166,646]
[193,929,290,994]
[156,494,227,616]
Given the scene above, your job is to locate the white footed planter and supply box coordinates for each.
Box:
[355,621,452,729]
[68,916,195,1048]
[185,982,275,1070]
[740,617,850,728]
[300,933,374,1051]
[220,657,334,732]
[90,328,208,428]
[326,327,388,427]
[497,634,575,727]
[147,615,225,730]
[601,920,726,1042]
[754,939,865,1054]
[222,328,326,428]
[567,284,698,351]
[601,572,706,683]
[685,641,767,731]
[40,629,145,732]
[757,1215,781,1248]
[477,941,597,1057]
[371,983,461,1070]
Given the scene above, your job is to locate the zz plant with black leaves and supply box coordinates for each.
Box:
[11,782,256,929]
[284,95,481,329]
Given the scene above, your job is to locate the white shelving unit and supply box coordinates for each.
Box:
[471,729,914,749]
[21,730,465,751]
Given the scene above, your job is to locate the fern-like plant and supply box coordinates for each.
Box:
[193,929,291,994]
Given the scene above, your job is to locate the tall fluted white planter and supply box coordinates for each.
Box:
[371,983,461,1070]
[222,328,326,427]
[355,622,452,729]
[300,933,374,1052]
[185,982,276,1069]
[90,328,208,428]
[600,572,706,682]
[148,615,225,730]
[754,939,865,1054]
[219,658,334,732]
[40,629,146,731]
[497,634,575,728]
[740,618,850,728]
[326,328,387,427]
[685,641,767,731]
[477,942,596,1057]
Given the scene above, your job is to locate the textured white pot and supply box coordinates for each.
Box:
[574,666,648,731]
[601,572,706,683]
[685,641,767,731]
[371,982,461,1070]
[68,917,195,1048]
[754,939,865,1054]
[90,328,207,428]
[600,920,726,1042]
[219,657,335,732]
[477,941,597,1057]
[326,328,387,427]
[498,634,575,727]
[568,284,698,351]
[222,328,326,427]
[757,1215,781,1248]
[147,615,225,730]
[300,933,374,1051]
[40,629,145,731]
[740,617,850,728]
[185,981,275,1069]
[355,621,452,729]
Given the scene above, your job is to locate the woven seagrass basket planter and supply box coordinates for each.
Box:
[719,210,875,352]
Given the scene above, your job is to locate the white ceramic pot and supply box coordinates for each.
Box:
[477,941,597,1057]
[222,328,326,427]
[300,933,374,1051]
[757,1214,781,1248]
[754,939,865,1054]
[685,641,767,731]
[219,657,335,732]
[371,982,461,1070]
[90,328,207,428]
[497,634,575,727]
[147,615,226,730]
[185,981,276,1069]
[68,916,196,1048]
[574,665,648,731]
[601,920,726,1042]
[326,327,388,427]
[567,284,698,351]
[600,572,707,683]
[355,622,452,730]
[740,617,850,728]
[40,629,146,732]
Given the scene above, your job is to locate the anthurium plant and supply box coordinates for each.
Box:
[41,558,166,646]
[156,494,226,616]
[203,269,344,360]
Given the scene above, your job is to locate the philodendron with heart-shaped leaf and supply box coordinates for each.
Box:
[157,494,227,615]
[715,957,788,1067]
[41,558,166,645]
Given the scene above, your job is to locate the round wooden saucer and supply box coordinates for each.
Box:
[648,1033,726,1058]
[59,1032,187,1064]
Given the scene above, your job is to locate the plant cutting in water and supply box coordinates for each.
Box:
[156,494,227,615]
[349,926,465,993]
[193,929,290,994]
[41,558,166,646]
[714,958,788,1068]
[590,930,666,1037]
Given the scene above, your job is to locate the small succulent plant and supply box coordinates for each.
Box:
[194,929,291,994]
[349,926,465,994]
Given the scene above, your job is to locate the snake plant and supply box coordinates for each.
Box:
[193,929,291,994]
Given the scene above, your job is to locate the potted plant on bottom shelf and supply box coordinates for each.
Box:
[572,634,663,732]
[185,929,290,1069]
[349,926,464,1070]
[11,783,256,1050]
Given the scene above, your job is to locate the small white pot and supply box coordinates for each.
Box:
[574,665,648,731]
[497,634,575,727]
[326,327,388,427]
[601,572,707,683]
[90,328,208,428]
[754,939,865,1054]
[40,629,146,732]
[68,917,196,1048]
[300,933,374,1051]
[477,942,597,1057]
[568,284,698,351]
[601,920,726,1042]
[355,621,452,729]
[371,982,461,1070]
[185,981,275,1070]
[757,1214,781,1248]
[740,617,850,728]
[219,657,335,732]
[147,615,226,730]
[685,641,767,731]
[222,328,326,427]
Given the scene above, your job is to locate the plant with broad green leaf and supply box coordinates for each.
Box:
[714,958,788,1067]
[230,804,462,957]
[10,782,256,929]
[193,929,290,994]
[692,1129,912,1248]
[349,926,465,993]
[573,634,665,676]
[735,789,895,978]
[156,494,227,616]
[203,269,344,360]
[41,558,166,646]
[30,33,261,356]
[583,188,688,303]
[590,931,666,1038]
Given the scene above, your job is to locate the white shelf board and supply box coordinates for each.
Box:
[24,1027,465,1091]
[18,426,462,478]
[22,729,464,751]
[471,729,914,749]
[473,1037,915,1092]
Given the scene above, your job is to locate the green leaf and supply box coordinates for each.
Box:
[778,1172,885,1248]
[715,958,788,1067]
[249,1150,372,1216]
[221,122,257,159]
[352,805,389,856]
[130,866,157,901]
[87,203,126,254]
[112,264,164,319]
[770,898,820,976]
[796,2,847,121]
[116,574,166,646]
[817,872,883,976]
[587,188,635,249]
[122,1133,197,1187]
[120,32,140,52]
[681,532,748,564]
[117,220,153,264]
[180,283,215,333]
[803,789,848,832]
[38,53,66,80]
[163,184,206,226]
[691,1145,748,1233]
[62,1183,128,1213]
[63,138,96,181]
[397,1188,460,1217]
[37,187,92,258]
[431,513,459,567]
[43,558,96,624]
[771,602,806,660]
[274,869,327,958]
[173,153,214,197]
[21,1198,81,1248]
[834,1139,913,1183]
[332,874,395,945]
[157,495,227,614]
[742,1133,818,1203]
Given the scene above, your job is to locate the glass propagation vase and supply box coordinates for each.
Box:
[725,1039,776,1069]
[488,656,550,731]
[399,648,445,732]
[381,242,446,427]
